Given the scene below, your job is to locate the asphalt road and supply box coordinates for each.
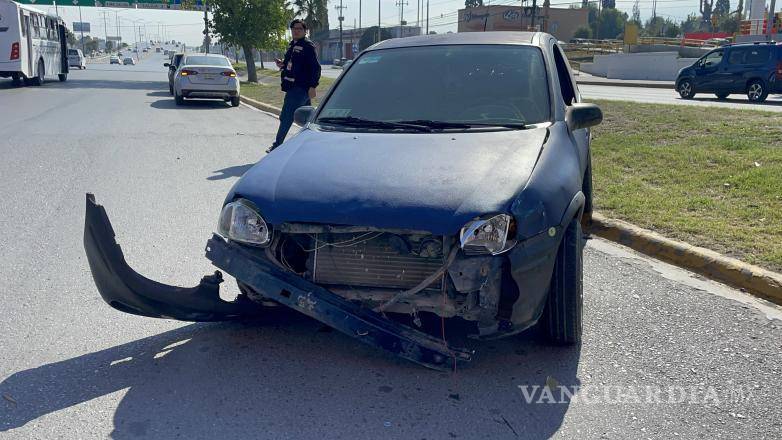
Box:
[579,83,782,110]
[1,54,782,439]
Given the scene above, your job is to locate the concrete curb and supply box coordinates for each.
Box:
[240,95,281,116]
[575,79,674,89]
[587,213,782,305]
[239,94,782,306]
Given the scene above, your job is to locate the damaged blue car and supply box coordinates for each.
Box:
[84,32,602,371]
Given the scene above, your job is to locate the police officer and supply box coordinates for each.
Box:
[267,19,321,153]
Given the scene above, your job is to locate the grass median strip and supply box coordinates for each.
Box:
[591,100,782,272]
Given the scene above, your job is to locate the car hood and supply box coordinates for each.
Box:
[227,126,549,235]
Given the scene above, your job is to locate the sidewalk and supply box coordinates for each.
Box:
[574,71,674,89]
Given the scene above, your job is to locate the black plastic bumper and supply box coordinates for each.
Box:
[83,194,472,371]
[83,193,263,321]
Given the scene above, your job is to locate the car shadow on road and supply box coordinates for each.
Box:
[150,99,232,110]
[0,312,580,439]
[146,91,171,97]
[207,164,255,180]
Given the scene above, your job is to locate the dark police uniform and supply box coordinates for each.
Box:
[271,38,321,150]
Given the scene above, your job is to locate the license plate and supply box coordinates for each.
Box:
[203,74,215,80]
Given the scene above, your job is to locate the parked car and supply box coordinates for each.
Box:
[67,48,86,69]
[164,52,185,95]
[676,42,782,102]
[84,32,602,370]
[171,54,240,106]
[109,56,121,65]
[122,57,135,65]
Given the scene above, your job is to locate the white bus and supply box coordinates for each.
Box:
[0,0,68,86]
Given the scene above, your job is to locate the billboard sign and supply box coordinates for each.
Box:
[17,0,206,10]
[73,21,90,32]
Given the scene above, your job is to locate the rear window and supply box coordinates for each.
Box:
[183,56,230,66]
[744,47,770,64]
[68,49,79,56]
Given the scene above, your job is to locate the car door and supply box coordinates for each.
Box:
[693,49,725,92]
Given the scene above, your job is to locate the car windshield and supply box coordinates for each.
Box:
[68,49,78,56]
[316,44,551,127]
[183,56,230,66]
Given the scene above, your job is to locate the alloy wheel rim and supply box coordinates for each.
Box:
[680,82,691,96]
[749,84,761,99]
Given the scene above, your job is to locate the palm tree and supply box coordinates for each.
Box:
[293,0,329,35]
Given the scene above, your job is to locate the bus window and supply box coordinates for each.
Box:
[20,11,26,37]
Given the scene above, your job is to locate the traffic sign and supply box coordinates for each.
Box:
[16,0,207,10]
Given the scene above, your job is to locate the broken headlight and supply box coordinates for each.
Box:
[459,214,515,255]
[218,199,271,246]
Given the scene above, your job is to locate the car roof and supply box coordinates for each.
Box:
[368,31,541,51]
[183,53,227,58]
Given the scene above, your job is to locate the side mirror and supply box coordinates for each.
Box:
[294,106,316,125]
[163,62,169,67]
[566,103,602,131]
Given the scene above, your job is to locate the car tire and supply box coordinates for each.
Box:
[541,215,584,345]
[58,73,67,82]
[747,80,768,102]
[677,79,695,99]
[174,92,184,105]
[31,60,44,86]
[230,96,241,107]
[715,92,728,100]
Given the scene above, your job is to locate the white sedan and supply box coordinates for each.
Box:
[173,54,240,107]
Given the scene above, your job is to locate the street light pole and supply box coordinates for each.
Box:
[335,0,347,60]
[78,5,85,53]
[377,0,381,42]
[425,0,429,34]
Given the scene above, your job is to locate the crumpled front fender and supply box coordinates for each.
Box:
[83,193,263,321]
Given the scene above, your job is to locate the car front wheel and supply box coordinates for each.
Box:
[677,79,695,99]
[747,80,768,102]
[541,215,584,345]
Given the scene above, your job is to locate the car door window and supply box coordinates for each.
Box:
[727,48,746,65]
[703,50,724,68]
[552,44,576,106]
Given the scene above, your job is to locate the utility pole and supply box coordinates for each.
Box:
[78,5,85,53]
[101,11,109,52]
[359,0,362,30]
[768,0,777,37]
[335,0,347,59]
[203,1,211,53]
[396,0,409,30]
[417,0,420,29]
[426,0,429,34]
[377,0,381,42]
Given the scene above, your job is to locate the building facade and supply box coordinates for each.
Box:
[457,5,589,43]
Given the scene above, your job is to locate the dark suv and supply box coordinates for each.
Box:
[675,42,782,102]
[164,53,185,95]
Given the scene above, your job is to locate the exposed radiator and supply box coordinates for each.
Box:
[313,234,444,290]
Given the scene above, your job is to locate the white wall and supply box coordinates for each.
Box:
[580,52,699,81]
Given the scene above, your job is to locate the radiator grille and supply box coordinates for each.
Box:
[313,234,444,290]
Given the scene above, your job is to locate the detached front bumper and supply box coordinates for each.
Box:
[83,194,472,371]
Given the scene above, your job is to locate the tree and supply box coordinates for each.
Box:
[359,26,392,51]
[65,28,77,47]
[465,0,483,7]
[573,25,592,39]
[601,0,615,8]
[210,0,291,83]
[588,5,628,39]
[630,0,641,26]
[293,0,329,38]
[106,40,114,51]
[680,13,701,33]
[714,0,730,18]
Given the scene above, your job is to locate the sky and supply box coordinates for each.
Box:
[36,0,751,47]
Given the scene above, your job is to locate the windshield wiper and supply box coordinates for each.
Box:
[459,121,528,129]
[399,119,528,130]
[395,119,473,129]
[316,116,432,132]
